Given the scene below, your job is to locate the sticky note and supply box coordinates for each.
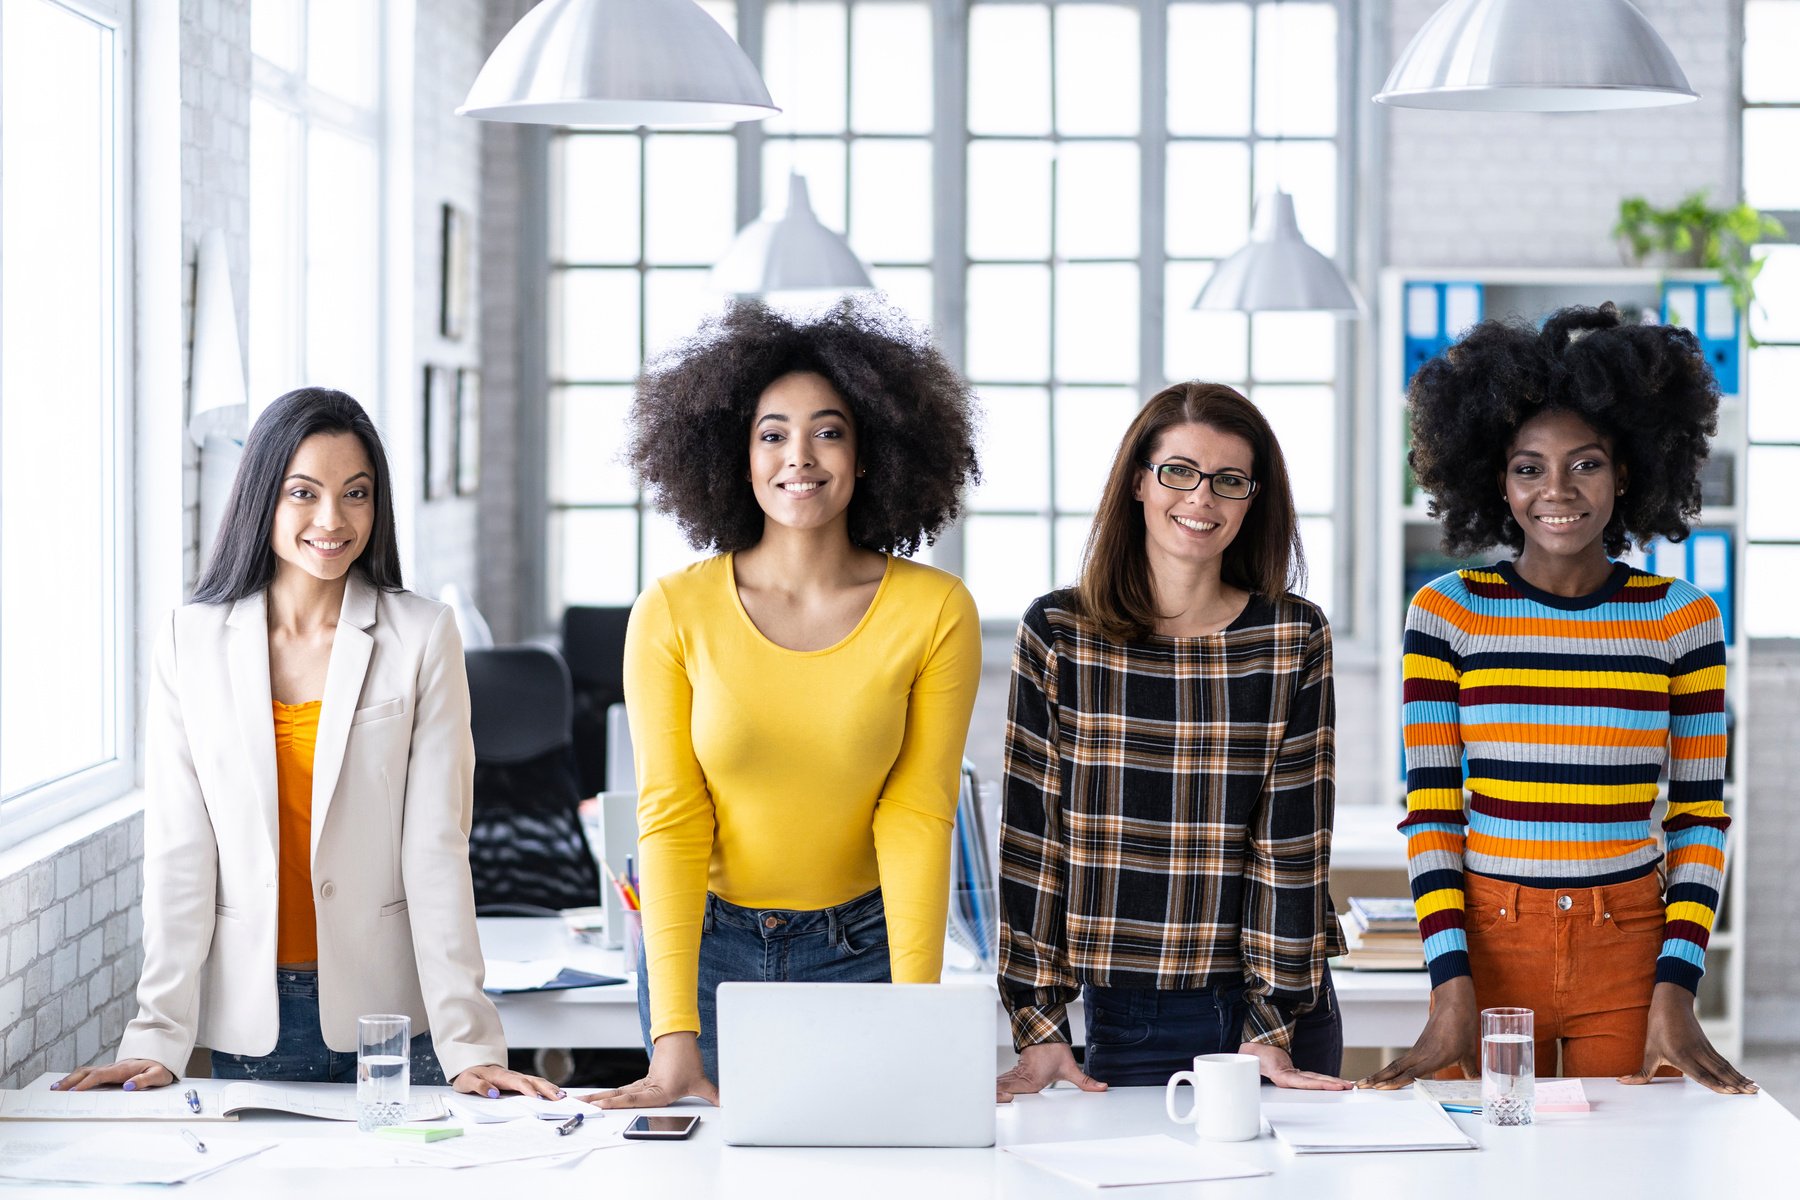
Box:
[373,1124,465,1142]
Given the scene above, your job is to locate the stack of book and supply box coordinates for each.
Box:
[1335,897,1425,971]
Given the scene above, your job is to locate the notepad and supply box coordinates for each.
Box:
[1005,1135,1270,1188]
[1262,1095,1477,1154]
[0,1075,447,1123]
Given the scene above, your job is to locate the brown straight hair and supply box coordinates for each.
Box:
[1075,381,1304,642]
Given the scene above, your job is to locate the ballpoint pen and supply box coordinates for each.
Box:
[183,1089,201,1115]
[557,1113,584,1136]
[182,1128,208,1154]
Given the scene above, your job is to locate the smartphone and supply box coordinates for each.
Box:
[622,1114,701,1140]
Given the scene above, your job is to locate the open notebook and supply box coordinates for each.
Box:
[0,1075,447,1123]
[1262,1094,1477,1154]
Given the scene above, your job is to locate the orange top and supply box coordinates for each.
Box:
[273,699,322,966]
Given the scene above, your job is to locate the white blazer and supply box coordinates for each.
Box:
[117,573,506,1080]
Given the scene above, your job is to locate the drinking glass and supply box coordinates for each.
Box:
[357,1013,411,1132]
[1481,1007,1535,1127]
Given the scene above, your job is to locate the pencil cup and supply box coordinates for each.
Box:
[357,1014,411,1132]
[1481,1008,1535,1127]
[622,908,643,975]
[1165,1053,1261,1142]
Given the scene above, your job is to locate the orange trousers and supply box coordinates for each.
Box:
[1450,870,1676,1078]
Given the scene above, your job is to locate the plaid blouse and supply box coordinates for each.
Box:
[998,589,1346,1052]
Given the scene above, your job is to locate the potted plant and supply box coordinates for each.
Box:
[1613,191,1787,334]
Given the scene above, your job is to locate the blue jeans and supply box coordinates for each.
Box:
[637,888,892,1082]
[1081,965,1343,1087]
[210,969,447,1085]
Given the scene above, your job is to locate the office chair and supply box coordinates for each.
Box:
[464,645,601,913]
[559,606,632,801]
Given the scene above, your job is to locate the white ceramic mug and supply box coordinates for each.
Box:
[1165,1052,1261,1141]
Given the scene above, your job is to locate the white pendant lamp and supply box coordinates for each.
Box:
[711,173,874,297]
[1193,191,1362,316]
[1375,0,1697,112]
[458,0,777,126]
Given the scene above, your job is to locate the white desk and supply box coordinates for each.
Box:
[2,1078,1794,1197]
[479,918,1434,1052]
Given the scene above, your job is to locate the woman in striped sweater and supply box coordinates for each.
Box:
[1362,303,1755,1094]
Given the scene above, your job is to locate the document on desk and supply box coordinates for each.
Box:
[0,1075,447,1122]
[1005,1134,1269,1187]
[482,958,626,993]
[447,1093,597,1123]
[0,1131,274,1184]
[390,1115,624,1168]
[1263,1095,1477,1154]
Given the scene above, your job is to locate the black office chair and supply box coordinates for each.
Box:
[464,645,600,913]
[560,606,631,799]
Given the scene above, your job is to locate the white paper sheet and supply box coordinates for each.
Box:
[219,1082,448,1122]
[0,1131,274,1185]
[0,1085,208,1120]
[482,959,568,991]
[387,1116,623,1169]
[447,1093,597,1123]
[1263,1096,1476,1153]
[1005,1134,1269,1187]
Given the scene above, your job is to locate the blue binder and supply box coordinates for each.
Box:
[1644,530,1734,644]
[1660,282,1739,396]
[1403,282,1485,388]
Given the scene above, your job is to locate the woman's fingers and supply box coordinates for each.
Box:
[1272,1069,1354,1091]
[1062,1067,1107,1092]
[127,1064,174,1091]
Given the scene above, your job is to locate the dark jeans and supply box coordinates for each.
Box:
[210,969,447,1085]
[637,888,892,1082]
[1081,964,1343,1086]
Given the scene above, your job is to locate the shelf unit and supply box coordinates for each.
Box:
[1375,267,1750,1059]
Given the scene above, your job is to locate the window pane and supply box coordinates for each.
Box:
[1253,140,1337,256]
[1055,5,1139,136]
[1746,543,1800,637]
[252,0,303,71]
[1,0,115,797]
[765,1,848,133]
[868,266,934,335]
[967,140,1053,261]
[1057,142,1138,260]
[552,386,639,505]
[763,139,848,232]
[556,510,640,607]
[1297,516,1335,617]
[1749,347,1800,443]
[307,0,380,108]
[250,97,303,410]
[970,387,1050,511]
[557,135,641,265]
[1256,2,1337,137]
[1167,142,1251,258]
[1747,446,1800,540]
[1750,244,1800,344]
[967,264,1050,382]
[1254,386,1335,514]
[850,138,932,262]
[1168,2,1251,136]
[1055,387,1139,511]
[305,127,380,402]
[964,515,1052,621]
[1744,2,1800,102]
[1743,110,1800,211]
[644,509,710,580]
[645,135,737,265]
[1251,312,1335,382]
[851,2,932,133]
[1166,263,1250,383]
[645,268,726,359]
[969,4,1051,136]
[1056,263,1138,385]
[1055,514,1095,589]
[556,269,641,380]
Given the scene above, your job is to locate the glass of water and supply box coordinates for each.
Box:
[1481,1007,1535,1126]
[357,1014,411,1132]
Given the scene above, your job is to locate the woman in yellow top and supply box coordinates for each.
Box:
[593,301,983,1107]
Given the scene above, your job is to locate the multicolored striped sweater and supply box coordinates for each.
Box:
[1400,562,1728,994]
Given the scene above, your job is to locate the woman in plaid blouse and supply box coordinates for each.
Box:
[995,382,1351,1096]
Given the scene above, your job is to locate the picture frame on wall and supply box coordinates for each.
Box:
[456,368,481,496]
[424,364,457,501]
[440,201,470,341]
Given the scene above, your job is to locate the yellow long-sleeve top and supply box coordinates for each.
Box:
[625,553,982,1039]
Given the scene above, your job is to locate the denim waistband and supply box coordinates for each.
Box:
[275,968,320,997]
[704,887,884,941]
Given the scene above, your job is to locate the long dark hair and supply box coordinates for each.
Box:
[191,387,403,604]
[1076,381,1303,642]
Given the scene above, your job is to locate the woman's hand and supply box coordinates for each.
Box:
[1236,1041,1353,1090]
[53,1060,175,1092]
[1359,976,1480,1088]
[1620,982,1757,1094]
[994,1042,1107,1104]
[583,1032,718,1108]
[452,1065,566,1100]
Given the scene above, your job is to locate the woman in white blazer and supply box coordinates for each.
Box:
[58,389,556,1097]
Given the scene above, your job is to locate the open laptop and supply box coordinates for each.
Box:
[716,982,997,1147]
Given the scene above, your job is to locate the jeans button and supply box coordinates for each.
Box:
[1556,894,1572,911]
[763,915,780,929]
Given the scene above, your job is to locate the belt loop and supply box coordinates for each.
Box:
[827,904,843,948]
[1591,885,1608,927]
[702,895,715,934]
[1503,882,1520,922]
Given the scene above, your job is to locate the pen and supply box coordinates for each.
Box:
[557,1113,584,1136]
[182,1128,208,1154]
[1440,1104,1481,1114]
[184,1089,201,1115]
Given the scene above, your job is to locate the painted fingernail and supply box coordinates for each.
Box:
[555,1090,566,1098]
[49,1083,59,1090]
[487,1087,500,1098]
[123,1081,136,1091]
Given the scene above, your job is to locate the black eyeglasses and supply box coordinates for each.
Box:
[1140,460,1258,500]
